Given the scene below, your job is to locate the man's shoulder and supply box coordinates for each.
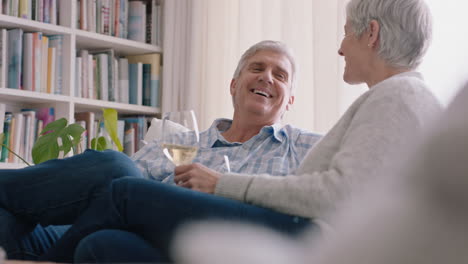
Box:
[279,124,322,143]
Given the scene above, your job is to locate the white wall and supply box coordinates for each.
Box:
[419,0,468,105]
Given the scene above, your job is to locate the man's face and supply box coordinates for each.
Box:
[230,50,294,123]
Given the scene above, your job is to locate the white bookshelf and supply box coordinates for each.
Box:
[0,0,163,168]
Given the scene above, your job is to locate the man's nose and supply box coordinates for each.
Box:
[258,70,273,84]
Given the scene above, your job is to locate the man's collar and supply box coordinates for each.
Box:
[204,119,284,148]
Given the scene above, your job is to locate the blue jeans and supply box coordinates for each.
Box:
[75,230,166,263]
[43,177,313,263]
[0,149,143,259]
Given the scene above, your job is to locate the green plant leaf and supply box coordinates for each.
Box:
[102,108,123,151]
[0,133,4,144]
[32,132,61,164]
[91,136,110,151]
[57,124,87,154]
[32,118,85,164]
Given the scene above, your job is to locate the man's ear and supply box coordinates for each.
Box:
[230,79,237,96]
[286,95,295,111]
[368,19,380,47]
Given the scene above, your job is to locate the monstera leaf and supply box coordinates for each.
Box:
[32,118,85,164]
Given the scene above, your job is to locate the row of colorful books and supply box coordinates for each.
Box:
[77,0,162,46]
[0,106,151,164]
[0,106,55,163]
[0,28,63,94]
[75,50,161,107]
[73,112,149,156]
[1,0,59,24]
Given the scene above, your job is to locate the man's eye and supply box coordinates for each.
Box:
[252,68,262,72]
[276,74,286,80]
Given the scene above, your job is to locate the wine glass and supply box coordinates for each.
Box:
[161,110,200,166]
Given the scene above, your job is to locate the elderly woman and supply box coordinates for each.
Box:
[41,0,441,262]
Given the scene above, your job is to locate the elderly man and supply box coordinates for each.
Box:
[0,40,320,260]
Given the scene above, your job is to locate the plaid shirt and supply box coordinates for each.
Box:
[132,119,321,184]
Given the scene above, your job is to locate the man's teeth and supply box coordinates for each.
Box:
[253,90,270,97]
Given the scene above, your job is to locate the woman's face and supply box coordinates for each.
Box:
[338,20,372,85]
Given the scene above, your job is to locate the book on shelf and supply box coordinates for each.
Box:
[142,63,151,106]
[40,35,49,93]
[76,57,82,97]
[0,103,5,136]
[128,0,146,43]
[118,57,129,104]
[128,62,143,105]
[121,116,148,151]
[0,29,7,88]
[10,0,19,17]
[48,35,63,95]
[75,112,96,149]
[123,126,135,156]
[21,110,37,163]
[74,120,87,154]
[100,53,109,101]
[7,28,23,89]
[0,103,6,137]
[19,0,30,19]
[22,33,34,91]
[21,32,44,91]
[36,107,55,127]
[1,112,13,162]
[11,112,24,163]
[33,32,43,92]
[126,53,161,107]
[7,114,15,162]
[47,46,56,94]
[78,49,89,98]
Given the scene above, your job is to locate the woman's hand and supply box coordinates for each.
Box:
[174,163,222,194]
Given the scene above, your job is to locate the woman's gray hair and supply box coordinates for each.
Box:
[232,40,297,94]
[346,0,432,69]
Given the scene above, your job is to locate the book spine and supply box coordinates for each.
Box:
[48,35,63,94]
[1,112,12,162]
[128,1,146,42]
[47,46,56,93]
[0,29,7,88]
[22,33,33,91]
[7,29,23,89]
[76,57,82,97]
[142,63,151,106]
[118,58,129,104]
[33,32,42,92]
[40,36,49,93]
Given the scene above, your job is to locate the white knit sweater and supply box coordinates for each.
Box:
[214,72,442,223]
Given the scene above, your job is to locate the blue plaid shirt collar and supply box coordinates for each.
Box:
[204,118,284,148]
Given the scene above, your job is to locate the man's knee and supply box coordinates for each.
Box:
[81,149,143,179]
[74,229,163,263]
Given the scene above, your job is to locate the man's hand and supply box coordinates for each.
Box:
[174,163,221,194]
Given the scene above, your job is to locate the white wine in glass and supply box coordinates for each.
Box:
[161,110,199,166]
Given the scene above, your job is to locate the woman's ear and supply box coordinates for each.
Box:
[368,19,380,47]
